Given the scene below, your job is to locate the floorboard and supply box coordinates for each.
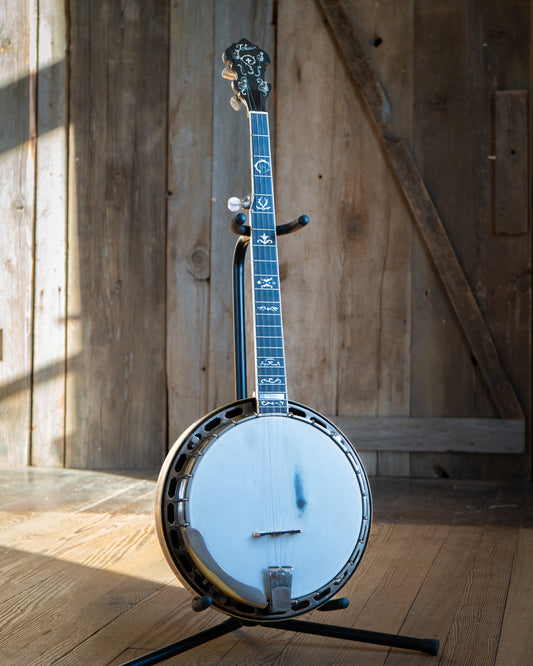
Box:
[0,469,531,665]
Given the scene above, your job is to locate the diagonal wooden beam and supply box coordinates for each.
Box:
[317,0,524,420]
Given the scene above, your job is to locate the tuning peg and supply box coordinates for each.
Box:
[230,95,242,111]
[227,195,251,212]
[221,66,237,81]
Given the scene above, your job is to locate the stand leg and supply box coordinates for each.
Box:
[263,618,439,656]
[120,617,243,666]
[232,236,249,401]
[120,615,438,665]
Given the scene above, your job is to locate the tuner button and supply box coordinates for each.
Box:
[227,195,251,212]
[230,95,242,111]
[221,66,237,81]
[227,197,242,212]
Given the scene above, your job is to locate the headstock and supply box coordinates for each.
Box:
[222,38,271,112]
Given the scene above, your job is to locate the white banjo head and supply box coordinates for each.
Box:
[155,399,371,621]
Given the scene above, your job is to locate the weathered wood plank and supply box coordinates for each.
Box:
[0,511,153,610]
[359,451,377,476]
[66,0,168,468]
[477,6,531,475]
[386,525,484,664]
[0,472,152,551]
[0,480,155,567]
[54,587,198,666]
[317,0,524,421]
[0,0,36,465]
[276,0,340,413]
[166,1,214,444]
[343,0,415,477]
[0,538,181,664]
[494,90,529,235]
[445,526,516,664]
[409,2,493,421]
[31,0,68,467]
[333,416,524,454]
[377,451,410,477]
[496,528,533,664]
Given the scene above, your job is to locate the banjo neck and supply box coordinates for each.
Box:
[221,38,288,415]
[248,111,288,415]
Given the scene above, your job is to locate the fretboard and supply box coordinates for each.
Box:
[249,111,288,415]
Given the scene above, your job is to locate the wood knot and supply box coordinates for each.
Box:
[187,246,210,280]
[0,37,11,54]
[343,211,366,239]
[430,94,448,113]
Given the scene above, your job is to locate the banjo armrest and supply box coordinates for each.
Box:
[183,527,268,609]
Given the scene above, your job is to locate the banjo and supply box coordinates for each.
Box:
[155,38,371,621]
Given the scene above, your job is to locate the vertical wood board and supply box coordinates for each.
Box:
[494,90,529,235]
[166,1,215,444]
[338,0,414,476]
[276,1,342,414]
[66,0,168,468]
[0,0,36,465]
[31,0,68,467]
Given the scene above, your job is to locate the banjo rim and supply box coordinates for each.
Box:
[155,398,372,621]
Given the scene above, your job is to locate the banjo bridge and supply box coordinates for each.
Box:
[252,529,302,538]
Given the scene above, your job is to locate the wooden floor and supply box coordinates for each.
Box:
[0,469,531,665]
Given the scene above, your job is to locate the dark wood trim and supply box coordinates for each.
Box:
[330,416,525,454]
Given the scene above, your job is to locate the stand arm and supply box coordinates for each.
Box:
[233,236,250,401]
[231,213,310,237]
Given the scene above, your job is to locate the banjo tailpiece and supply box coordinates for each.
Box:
[268,567,293,613]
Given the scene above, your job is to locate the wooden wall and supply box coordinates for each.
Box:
[0,0,530,478]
